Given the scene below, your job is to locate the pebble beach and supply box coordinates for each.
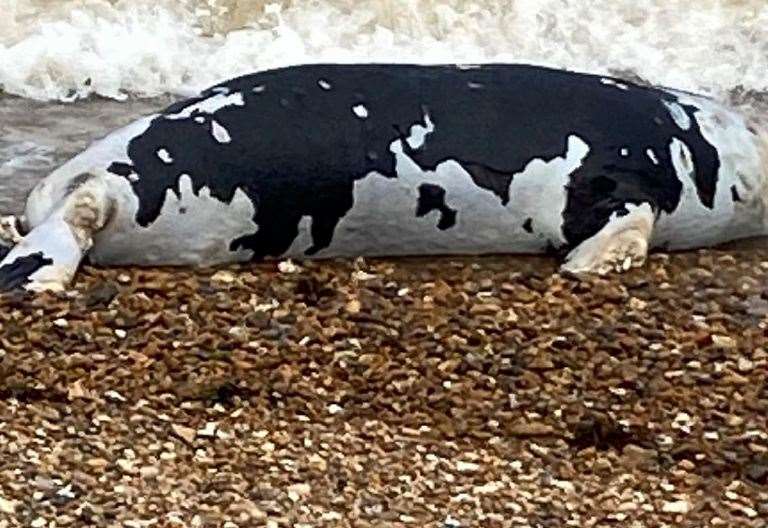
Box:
[2,1,768,526]
[1,249,767,527]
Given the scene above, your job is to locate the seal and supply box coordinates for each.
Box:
[1,63,767,291]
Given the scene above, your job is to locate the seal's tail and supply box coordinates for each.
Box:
[0,177,109,293]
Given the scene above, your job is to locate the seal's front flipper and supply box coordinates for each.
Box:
[560,203,655,276]
[0,178,109,293]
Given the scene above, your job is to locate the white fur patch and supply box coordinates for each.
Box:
[600,78,629,90]
[165,92,245,120]
[405,113,435,150]
[157,148,173,164]
[646,148,659,165]
[211,120,232,144]
[318,79,332,90]
[292,112,589,258]
[663,101,692,130]
[653,90,767,248]
[352,104,369,119]
[90,174,258,266]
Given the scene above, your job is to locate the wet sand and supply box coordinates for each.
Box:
[0,95,174,214]
[0,250,766,527]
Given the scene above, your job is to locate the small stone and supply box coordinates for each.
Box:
[287,483,311,501]
[211,270,236,284]
[277,260,298,273]
[737,357,754,372]
[197,422,217,437]
[105,390,126,402]
[114,328,127,339]
[0,497,16,514]
[116,459,134,473]
[508,423,555,437]
[662,500,691,514]
[140,466,159,479]
[171,424,197,444]
[86,458,109,469]
[745,464,768,483]
[711,335,737,349]
[31,517,47,528]
[628,297,647,310]
[345,299,361,314]
[308,454,327,471]
[229,326,248,340]
[455,461,480,472]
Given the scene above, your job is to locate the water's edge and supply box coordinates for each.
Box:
[0,94,176,214]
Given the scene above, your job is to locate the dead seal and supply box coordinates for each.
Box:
[1,63,767,291]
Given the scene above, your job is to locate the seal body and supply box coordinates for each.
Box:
[3,64,768,290]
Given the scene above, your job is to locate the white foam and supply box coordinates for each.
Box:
[0,0,765,102]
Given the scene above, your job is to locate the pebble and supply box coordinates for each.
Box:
[196,422,217,437]
[662,500,691,514]
[712,335,737,349]
[277,260,299,274]
[171,424,197,444]
[0,497,16,514]
[287,483,311,502]
[1,249,767,527]
[456,461,480,472]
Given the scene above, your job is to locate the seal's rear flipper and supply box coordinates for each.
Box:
[0,177,109,293]
[0,217,86,292]
[560,203,655,276]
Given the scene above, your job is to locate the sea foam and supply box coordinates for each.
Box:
[0,0,766,101]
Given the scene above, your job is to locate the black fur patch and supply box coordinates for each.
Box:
[416,184,457,230]
[107,162,136,177]
[67,172,93,193]
[112,64,720,255]
[523,218,533,233]
[731,185,742,203]
[0,252,54,292]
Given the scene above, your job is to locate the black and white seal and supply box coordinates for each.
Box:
[1,64,767,291]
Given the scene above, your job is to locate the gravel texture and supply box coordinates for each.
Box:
[0,249,767,527]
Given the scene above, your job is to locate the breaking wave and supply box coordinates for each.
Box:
[1,0,767,102]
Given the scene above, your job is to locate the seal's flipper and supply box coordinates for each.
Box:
[0,217,86,292]
[0,215,25,246]
[560,203,655,275]
[0,177,110,293]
